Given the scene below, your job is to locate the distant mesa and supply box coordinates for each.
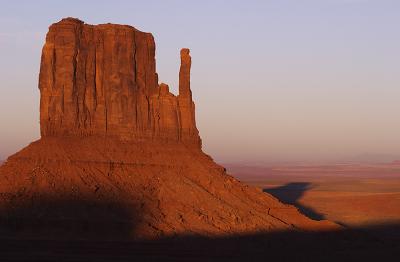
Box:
[0,18,338,239]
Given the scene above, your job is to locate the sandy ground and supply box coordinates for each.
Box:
[226,163,400,227]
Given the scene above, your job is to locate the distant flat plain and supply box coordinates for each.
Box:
[227,163,400,227]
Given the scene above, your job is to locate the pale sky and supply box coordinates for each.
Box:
[0,0,399,164]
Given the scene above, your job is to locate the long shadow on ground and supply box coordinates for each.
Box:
[0,224,398,261]
[263,182,325,220]
[0,196,399,261]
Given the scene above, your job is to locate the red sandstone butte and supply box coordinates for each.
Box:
[0,18,338,239]
[39,18,199,145]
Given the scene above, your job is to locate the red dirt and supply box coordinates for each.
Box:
[0,137,338,239]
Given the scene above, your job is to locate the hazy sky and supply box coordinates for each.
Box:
[0,0,399,163]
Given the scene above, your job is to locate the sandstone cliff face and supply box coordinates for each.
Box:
[39,18,200,146]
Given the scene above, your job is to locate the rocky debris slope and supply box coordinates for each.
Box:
[0,137,337,238]
[0,18,338,239]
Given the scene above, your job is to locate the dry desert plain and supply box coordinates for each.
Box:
[227,162,400,240]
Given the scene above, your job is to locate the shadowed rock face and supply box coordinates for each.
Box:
[39,18,199,146]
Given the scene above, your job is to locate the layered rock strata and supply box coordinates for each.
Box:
[39,18,199,146]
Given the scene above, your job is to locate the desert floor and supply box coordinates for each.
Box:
[227,163,400,230]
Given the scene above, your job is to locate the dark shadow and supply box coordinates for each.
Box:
[263,182,325,220]
[0,194,140,240]
[0,224,398,261]
[0,196,399,261]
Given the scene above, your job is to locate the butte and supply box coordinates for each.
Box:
[0,18,337,239]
